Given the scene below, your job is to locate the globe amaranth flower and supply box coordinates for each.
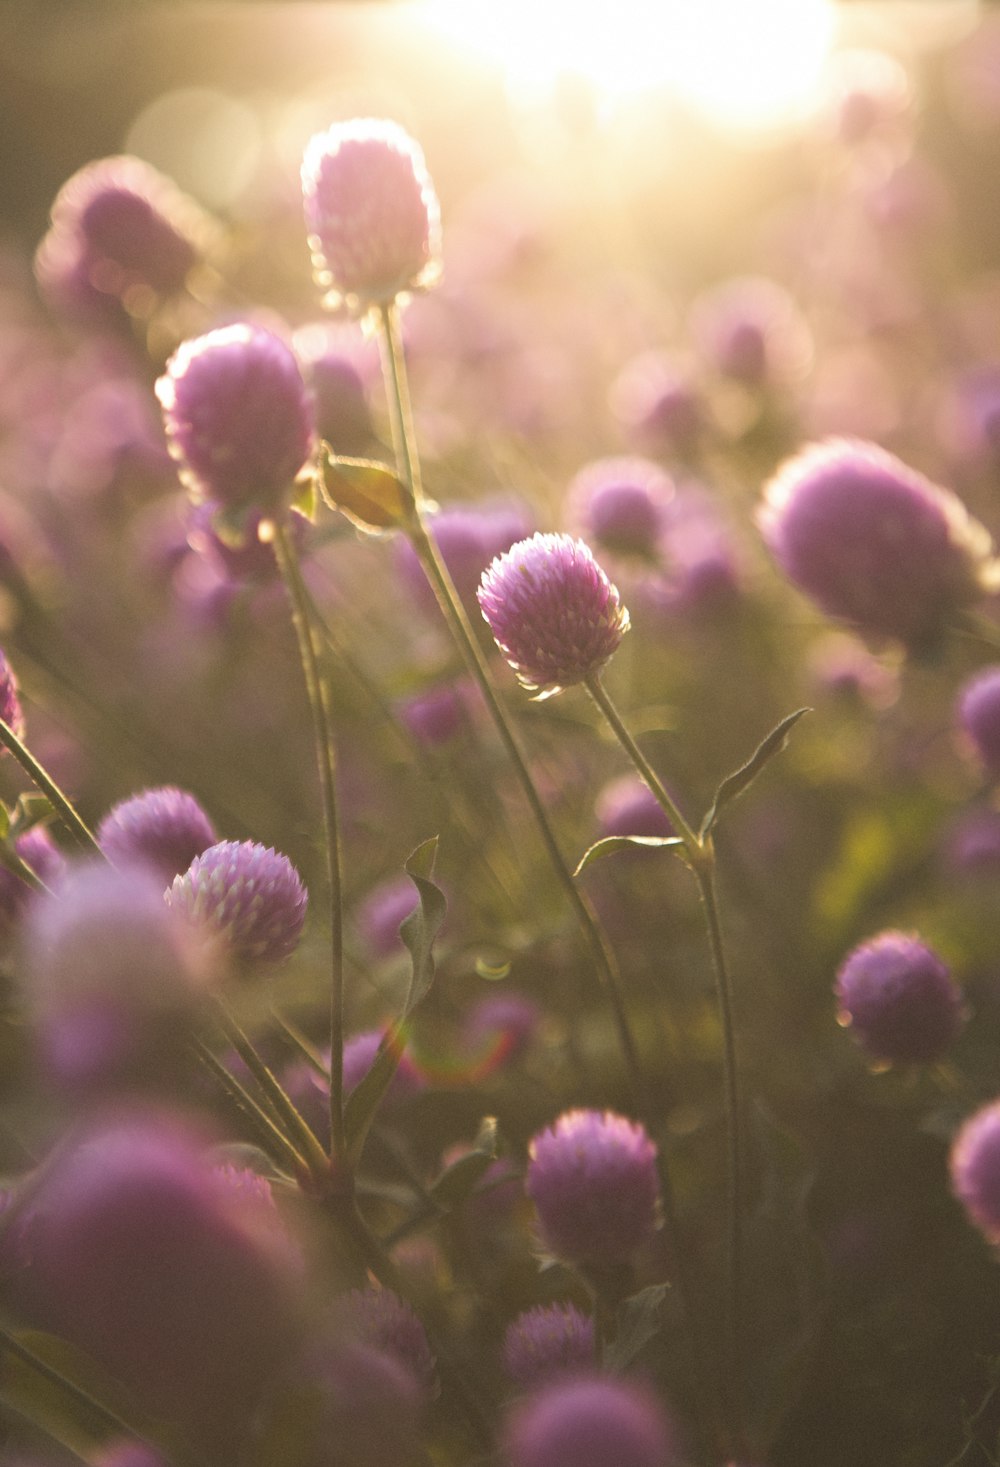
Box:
[835,930,966,1065]
[0,825,65,947]
[958,666,1000,776]
[478,534,629,696]
[526,1109,659,1267]
[157,324,316,516]
[951,1100,1000,1244]
[566,457,672,561]
[339,1286,436,1399]
[0,1111,303,1457]
[502,1373,678,1467]
[502,1302,596,1388]
[759,438,999,649]
[166,839,307,965]
[302,117,442,312]
[98,785,217,885]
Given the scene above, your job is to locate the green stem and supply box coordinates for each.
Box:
[585,671,745,1457]
[271,520,346,1166]
[192,1036,309,1177]
[375,302,644,1109]
[0,718,100,856]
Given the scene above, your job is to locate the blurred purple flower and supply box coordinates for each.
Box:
[502,1373,678,1467]
[959,666,1000,776]
[395,498,535,615]
[339,1285,436,1399]
[835,931,966,1065]
[952,1100,1000,1244]
[98,786,217,885]
[356,874,419,959]
[502,1302,596,1388]
[566,457,672,561]
[691,276,811,388]
[609,351,704,459]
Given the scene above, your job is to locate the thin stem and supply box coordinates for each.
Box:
[375,302,644,1109]
[0,718,100,856]
[271,520,346,1165]
[192,1035,309,1177]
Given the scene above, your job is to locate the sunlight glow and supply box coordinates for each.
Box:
[421,0,837,130]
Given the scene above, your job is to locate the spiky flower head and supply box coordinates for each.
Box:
[958,666,1000,776]
[166,839,307,965]
[156,324,316,515]
[302,117,442,312]
[0,647,24,742]
[526,1109,659,1266]
[502,1302,596,1388]
[340,1286,436,1399]
[835,930,966,1065]
[98,786,217,885]
[502,1373,678,1467]
[759,438,999,649]
[951,1100,1000,1244]
[478,533,629,696]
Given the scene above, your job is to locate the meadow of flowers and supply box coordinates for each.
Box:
[2,6,1000,1466]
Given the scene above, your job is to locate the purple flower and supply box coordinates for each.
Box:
[166,839,307,965]
[98,786,217,885]
[835,931,966,1065]
[295,1338,422,1467]
[157,324,316,515]
[502,1373,678,1467]
[478,534,629,696]
[952,1100,1000,1243]
[397,681,470,746]
[302,118,442,312]
[566,457,672,561]
[339,1286,436,1399]
[759,439,998,648]
[40,155,211,304]
[463,991,542,1066]
[692,275,811,388]
[609,351,704,458]
[0,647,24,741]
[595,774,675,840]
[343,1029,426,1106]
[959,666,1000,775]
[526,1110,659,1266]
[356,875,419,959]
[0,825,66,946]
[942,807,1000,876]
[502,1302,596,1388]
[1,1111,304,1455]
[395,498,535,615]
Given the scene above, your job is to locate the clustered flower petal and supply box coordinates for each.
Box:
[166,839,307,965]
[835,930,966,1065]
[526,1109,659,1266]
[98,785,217,885]
[478,533,629,696]
[302,118,442,312]
[759,438,998,649]
[502,1302,596,1388]
[157,324,316,515]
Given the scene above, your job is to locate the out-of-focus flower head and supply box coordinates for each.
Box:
[166,839,307,967]
[759,438,999,650]
[952,1100,1000,1244]
[835,930,966,1065]
[302,118,442,313]
[97,786,217,886]
[502,1373,679,1467]
[595,773,675,841]
[338,1285,436,1400]
[395,498,535,615]
[396,680,471,747]
[609,350,705,459]
[157,323,316,517]
[566,456,672,561]
[478,533,629,697]
[958,666,1000,776]
[502,1302,596,1388]
[691,275,811,389]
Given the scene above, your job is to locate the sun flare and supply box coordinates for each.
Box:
[421,0,837,130]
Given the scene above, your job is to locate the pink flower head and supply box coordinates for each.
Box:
[759,438,998,649]
[526,1109,659,1266]
[157,324,316,515]
[166,839,307,966]
[502,1373,678,1467]
[835,930,966,1065]
[98,786,217,885]
[502,1302,596,1388]
[478,533,629,696]
[566,457,672,561]
[302,118,442,312]
[959,666,1000,776]
[952,1100,1000,1244]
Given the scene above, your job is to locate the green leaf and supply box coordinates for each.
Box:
[319,450,410,533]
[605,1284,670,1373]
[290,471,319,524]
[9,793,54,837]
[0,804,11,843]
[428,1116,499,1210]
[343,1027,408,1166]
[700,707,811,839]
[573,834,684,877]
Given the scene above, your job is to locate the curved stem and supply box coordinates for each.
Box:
[271,521,346,1165]
[375,303,643,1109]
[0,717,100,856]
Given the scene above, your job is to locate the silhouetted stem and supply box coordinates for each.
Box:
[0,717,100,855]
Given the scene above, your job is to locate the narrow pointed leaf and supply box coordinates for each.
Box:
[700,707,811,839]
[605,1284,670,1373]
[290,472,319,524]
[573,834,684,878]
[400,835,448,1013]
[10,793,54,837]
[344,1025,407,1166]
[319,450,410,532]
[429,1116,499,1209]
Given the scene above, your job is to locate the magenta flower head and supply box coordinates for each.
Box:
[526,1110,659,1267]
[166,839,307,966]
[0,826,65,947]
[502,1302,596,1388]
[502,1373,678,1467]
[835,930,966,1065]
[566,457,672,561]
[339,1286,436,1400]
[156,324,316,516]
[0,647,25,741]
[759,439,998,650]
[959,666,1000,776]
[951,1100,1000,1244]
[41,155,211,303]
[98,786,217,885]
[596,774,675,840]
[478,534,629,697]
[302,117,442,313]
[1,1111,303,1456]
